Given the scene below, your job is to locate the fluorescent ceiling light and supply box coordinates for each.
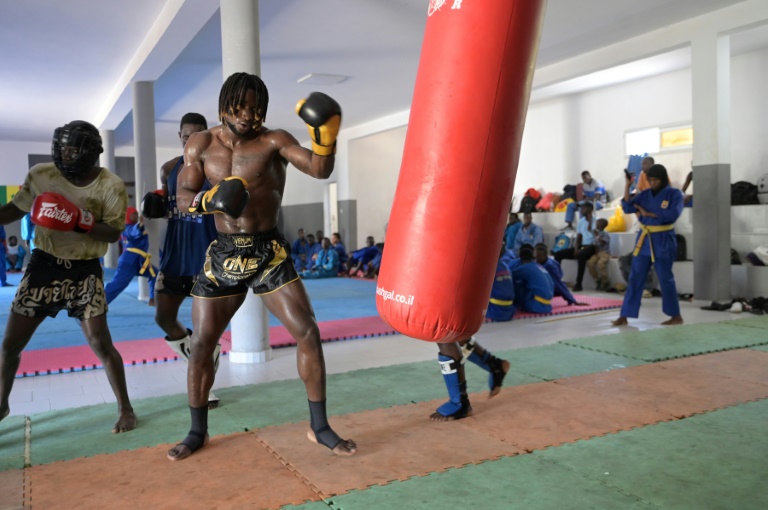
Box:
[297,73,348,85]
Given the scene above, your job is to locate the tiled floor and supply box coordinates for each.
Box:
[6,292,742,418]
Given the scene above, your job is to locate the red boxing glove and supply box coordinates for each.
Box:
[31,192,95,233]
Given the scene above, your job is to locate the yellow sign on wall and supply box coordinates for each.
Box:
[0,186,21,205]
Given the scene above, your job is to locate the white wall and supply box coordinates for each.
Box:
[731,45,768,182]
[0,140,52,185]
[348,125,406,245]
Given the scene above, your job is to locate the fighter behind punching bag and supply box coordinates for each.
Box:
[376,0,547,343]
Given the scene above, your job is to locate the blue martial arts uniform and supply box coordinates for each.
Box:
[348,245,380,267]
[503,222,522,251]
[486,259,516,321]
[105,222,158,303]
[305,241,323,270]
[512,262,554,314]
[620,185,683,319]
[513,223,544,254]
[541,257,578,305]
[301,248,339,279]
[333,242,348,268]
[160,158,217,278]
[21,213,35,252]
[500,249,518,270]
[292,238,310,271]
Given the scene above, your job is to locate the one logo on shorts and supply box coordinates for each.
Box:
[222,256,260,279]
[234,237,254,248]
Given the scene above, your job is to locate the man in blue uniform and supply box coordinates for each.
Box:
[513,244,554,314]
[300,237,339,279]
[612,164,684,326]
[141,113,221,407]
[535,243,587,306]
[487,244,516,321]
[104,207,158,304]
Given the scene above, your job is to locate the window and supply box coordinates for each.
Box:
[625,125,693,156]
[625,128,659,156]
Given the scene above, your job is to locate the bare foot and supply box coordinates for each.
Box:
[575,301,589,306]
[112,409,138,433]
[306,429,358,456]
[167,433,210,462]
[611,317,628,326]
[661,316,684,326]
[148,299,155,307]
[489,360,510,398]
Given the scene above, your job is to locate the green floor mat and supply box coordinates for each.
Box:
[284,454,655,510]
[537,402,768,510]
[496,344,646,381]
[26,393,243,467]
[751,345,768,353]
[561,323,768,361]
[0,415,26,471]
[217,360,541,430]
[722,316,768,330]
[676,398,768,438]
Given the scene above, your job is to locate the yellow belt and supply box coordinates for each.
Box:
[633,224,674,262]
[126,247,156,277]
[534,295,551,305]
[489,298,514,306]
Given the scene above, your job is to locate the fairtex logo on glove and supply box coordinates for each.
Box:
[39,202,75,224]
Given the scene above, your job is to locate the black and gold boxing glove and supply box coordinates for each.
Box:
[296,92,342,156]
[189,176,250,218]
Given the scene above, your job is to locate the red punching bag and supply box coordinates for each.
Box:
[376,0,547,343]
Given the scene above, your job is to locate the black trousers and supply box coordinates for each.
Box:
[554,245,596,285]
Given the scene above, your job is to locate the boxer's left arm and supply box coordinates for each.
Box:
[274,130,335,180]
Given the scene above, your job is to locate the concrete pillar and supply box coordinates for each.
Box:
[131,81,161,302]
[220,0,271,363]
[99,129,119,269]
[691,33,731,301]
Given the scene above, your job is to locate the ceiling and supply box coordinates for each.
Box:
[1,0,763,150]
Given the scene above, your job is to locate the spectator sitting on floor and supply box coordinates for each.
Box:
[305,233,322,271]
[347,236,379,276]
[503,212,521,254]
[512,244,554,314]
[554,202,597,292]
[562,170,606,230]
[587,218,612,291]
[362,243,384,279]
[500,239,518,269]
[331,232,348,272]
[300,237,340,279]
[487,243,516,321]
[535,243,587,306]
[5,235,26,272]
[513,212,543,254]
[291,228,309,271]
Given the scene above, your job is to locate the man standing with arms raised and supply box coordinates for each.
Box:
[166,72,356,461]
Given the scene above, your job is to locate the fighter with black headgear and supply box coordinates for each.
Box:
[613,163,684,326]
[0,120,137,433]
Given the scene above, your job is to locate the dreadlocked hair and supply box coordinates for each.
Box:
[219,72,269,123]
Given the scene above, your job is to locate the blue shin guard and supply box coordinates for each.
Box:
[436,354,471,419]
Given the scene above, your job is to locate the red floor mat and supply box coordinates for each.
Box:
[509,294,623,320]
[16,316,398,377]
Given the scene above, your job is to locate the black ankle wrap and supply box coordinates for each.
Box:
[308,400,342,450]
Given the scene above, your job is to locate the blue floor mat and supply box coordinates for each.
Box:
[0,269,380,351]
